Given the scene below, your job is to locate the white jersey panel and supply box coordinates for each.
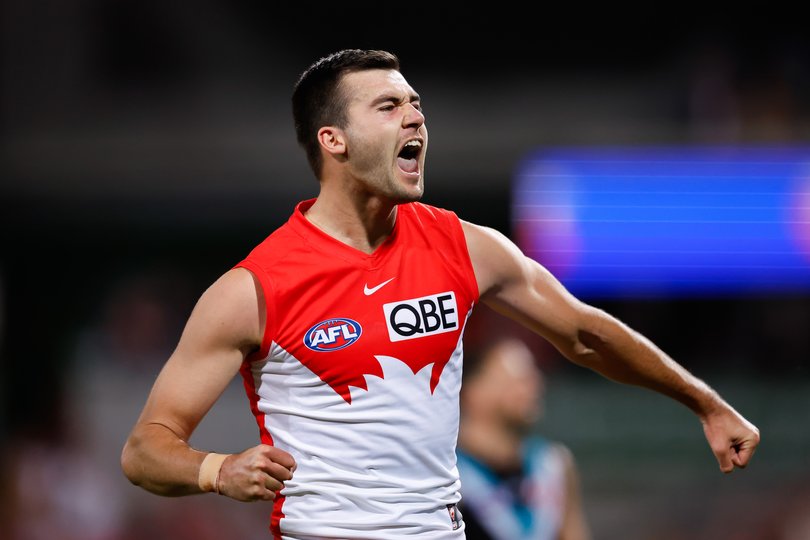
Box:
[245,330,468,539]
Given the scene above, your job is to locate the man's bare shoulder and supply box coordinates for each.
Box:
[459,219,526,262]
[185,267,265,352]
[459,219,529,295]
[201,267,260,308]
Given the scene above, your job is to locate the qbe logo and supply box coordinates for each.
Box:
[383,291,458,342]
[304,318,362,352]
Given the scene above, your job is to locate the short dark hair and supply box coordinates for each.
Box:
[292,49,400,178]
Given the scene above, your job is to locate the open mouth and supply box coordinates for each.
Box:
[397,139,422,174]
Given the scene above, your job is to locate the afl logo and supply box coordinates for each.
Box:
[304,318,363,352]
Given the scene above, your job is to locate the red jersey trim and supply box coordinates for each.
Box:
[439,206,480,304]
[238,352,284,538]
[233,260,276,363]
[233,262,286,536]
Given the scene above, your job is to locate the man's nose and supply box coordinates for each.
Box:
[402,103,425,128]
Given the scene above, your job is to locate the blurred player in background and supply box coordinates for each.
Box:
[121,49,760,539]
[458,337,590,540]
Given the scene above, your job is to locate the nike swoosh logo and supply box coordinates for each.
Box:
[364,277,396,296]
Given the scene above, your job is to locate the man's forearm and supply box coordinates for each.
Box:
[573,307,725,417]
[121,422,208,497]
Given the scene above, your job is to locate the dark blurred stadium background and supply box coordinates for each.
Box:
[2,3,809,539]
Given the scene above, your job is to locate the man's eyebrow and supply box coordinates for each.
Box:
[370,93,421,106]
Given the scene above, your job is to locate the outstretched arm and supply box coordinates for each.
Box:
[462,221,760,473]
[120,268,295,500]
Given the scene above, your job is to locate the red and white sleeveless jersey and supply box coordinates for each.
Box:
[235,199,479,539]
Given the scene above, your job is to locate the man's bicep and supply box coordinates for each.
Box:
[462,220,589,348]
[135,268,263,440]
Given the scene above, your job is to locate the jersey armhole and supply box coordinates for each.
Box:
[233,259,276,362]
[446,211,481,303]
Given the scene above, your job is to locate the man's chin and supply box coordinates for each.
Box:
[393,182,424,204]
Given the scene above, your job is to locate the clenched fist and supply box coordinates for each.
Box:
[217,445,297,501]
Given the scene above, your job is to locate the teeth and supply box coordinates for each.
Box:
[405,140,422,148]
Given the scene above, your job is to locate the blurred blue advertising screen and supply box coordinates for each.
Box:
[512,146,810,298]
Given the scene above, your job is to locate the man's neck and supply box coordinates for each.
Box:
[304,183,399,255]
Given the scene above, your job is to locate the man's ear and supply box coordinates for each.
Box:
[317,126,347,157]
